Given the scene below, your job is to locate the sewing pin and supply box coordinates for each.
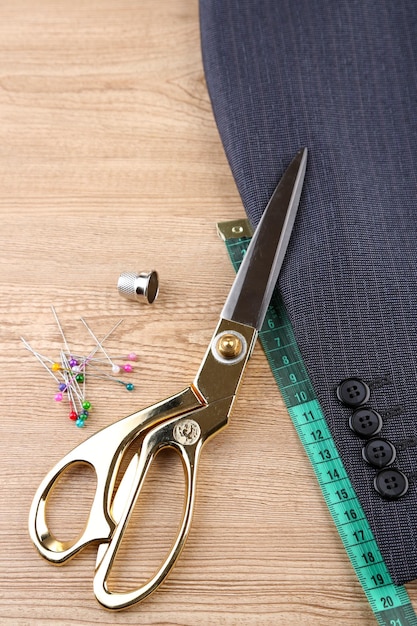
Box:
[87,370,135,391]
[80,318,121,374]
[21,338,62,384]
[51,306,72,356]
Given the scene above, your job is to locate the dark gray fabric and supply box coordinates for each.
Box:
[200,0,417,584]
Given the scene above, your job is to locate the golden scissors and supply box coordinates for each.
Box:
[29,148,307,610]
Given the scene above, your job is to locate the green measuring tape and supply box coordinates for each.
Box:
[218,218,417,626]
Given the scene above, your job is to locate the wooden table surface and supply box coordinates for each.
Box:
[1,2,416,624]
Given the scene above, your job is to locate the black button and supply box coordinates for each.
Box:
[349,408,383,439]
[336,378,370,407]
[374,469,409,500]
[362,438,396,468]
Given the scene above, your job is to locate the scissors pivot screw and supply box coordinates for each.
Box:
[217,334,242,359]
[173,418,201,445]
[216,332,243,359]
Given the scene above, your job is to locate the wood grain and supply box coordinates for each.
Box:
[1,1,416,624]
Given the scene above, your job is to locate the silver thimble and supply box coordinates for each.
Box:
[117,271,159,304]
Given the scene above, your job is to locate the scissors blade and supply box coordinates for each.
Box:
[221,147,307,330]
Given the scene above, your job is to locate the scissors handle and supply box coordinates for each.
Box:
[93,397,232,610]
[28,386,203,563]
